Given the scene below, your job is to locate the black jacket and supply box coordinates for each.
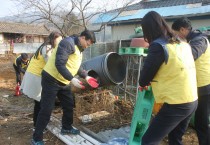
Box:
[187,30,210,96]
[187,30,208,60]
[139,43,165,87]
[13,56,28,74]
[43,36,87,85]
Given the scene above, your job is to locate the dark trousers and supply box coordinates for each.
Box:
[13,64,21,84]
[33,73,74,142]
[142,100,198,145]
[33,100,41,127]
[195,94,210,145]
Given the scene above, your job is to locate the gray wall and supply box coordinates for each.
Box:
[111,24,140,41]
[167,19,210,30]
[110,19,210,41]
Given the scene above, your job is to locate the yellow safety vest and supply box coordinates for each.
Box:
[195,38,210,87]
[14,55,29,69]
[151,41,197,104]
[44,45,82,84]
[26,51,46,76]
[14,55,21,66]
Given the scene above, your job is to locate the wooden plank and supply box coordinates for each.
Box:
[78,111,110,123]
[47,116,101,145]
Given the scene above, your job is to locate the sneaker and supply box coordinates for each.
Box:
[31,139,44,145]
[61,128,80,135]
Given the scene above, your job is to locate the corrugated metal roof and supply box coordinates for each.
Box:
[125,0,206,10]
[0,21,50,35]
[94,3,210,24]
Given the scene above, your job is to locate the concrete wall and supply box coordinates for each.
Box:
[167,19,210,29]
[0,34,3,44]
[0,34,46,54]
[33,36,40,43]
[111,24,141,41]
[33,36,45,43]
[25,35,45,43]
[111,19,210,41]
[13,43,42,53]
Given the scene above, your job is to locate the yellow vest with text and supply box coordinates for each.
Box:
[194,38,210,87]
[44,45,82,84]
[151,40,197,104]
[26,52,46,76]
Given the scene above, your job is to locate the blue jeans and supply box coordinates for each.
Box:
[142,100,198,145]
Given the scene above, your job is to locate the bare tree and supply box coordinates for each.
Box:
[10,0,138,36]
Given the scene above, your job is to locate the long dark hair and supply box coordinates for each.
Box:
[141,11,178,44]
[34,31,61,59]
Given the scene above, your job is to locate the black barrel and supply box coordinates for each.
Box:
[81,52,126,86]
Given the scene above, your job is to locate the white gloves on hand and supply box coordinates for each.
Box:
[71,78,85,89]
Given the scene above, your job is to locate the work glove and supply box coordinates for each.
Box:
[138,86,148,92]
[138,83,150,92]
[85,76,99,88]
[71,78,85,89]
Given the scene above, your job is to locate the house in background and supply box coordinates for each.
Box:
[0,21,50,54]
[94,0,210,41]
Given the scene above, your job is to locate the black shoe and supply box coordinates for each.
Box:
[61,128,80,135]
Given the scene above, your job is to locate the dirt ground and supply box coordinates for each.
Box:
[0,55,199,145]
[0,55,65,145]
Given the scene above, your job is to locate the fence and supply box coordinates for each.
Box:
[82,41,119,61]
[0,41,119,60]
[13,43,42,53]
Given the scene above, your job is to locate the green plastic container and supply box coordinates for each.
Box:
[119,47,148,56]
[129,87,154,145]
[197,26,210,32]
[197,26,210,41]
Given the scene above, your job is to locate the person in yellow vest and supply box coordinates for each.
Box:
[139,11,198,145]
[13,53,29,85]
[31,29,97,145]
[172,17,210,145]
[21,32,62,129]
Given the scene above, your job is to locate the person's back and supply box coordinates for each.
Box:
[150,39,197,104]
[172,17,210,145]
[27,45,51,77]
[20,31,62,128]
[139,11,198,145]
[27,32,62,77]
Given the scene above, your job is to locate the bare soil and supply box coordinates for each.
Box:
[0,55,64,145]
[0,55,199,145]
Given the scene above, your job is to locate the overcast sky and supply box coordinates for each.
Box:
[0,0,139,18]
[0,1,16,17]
